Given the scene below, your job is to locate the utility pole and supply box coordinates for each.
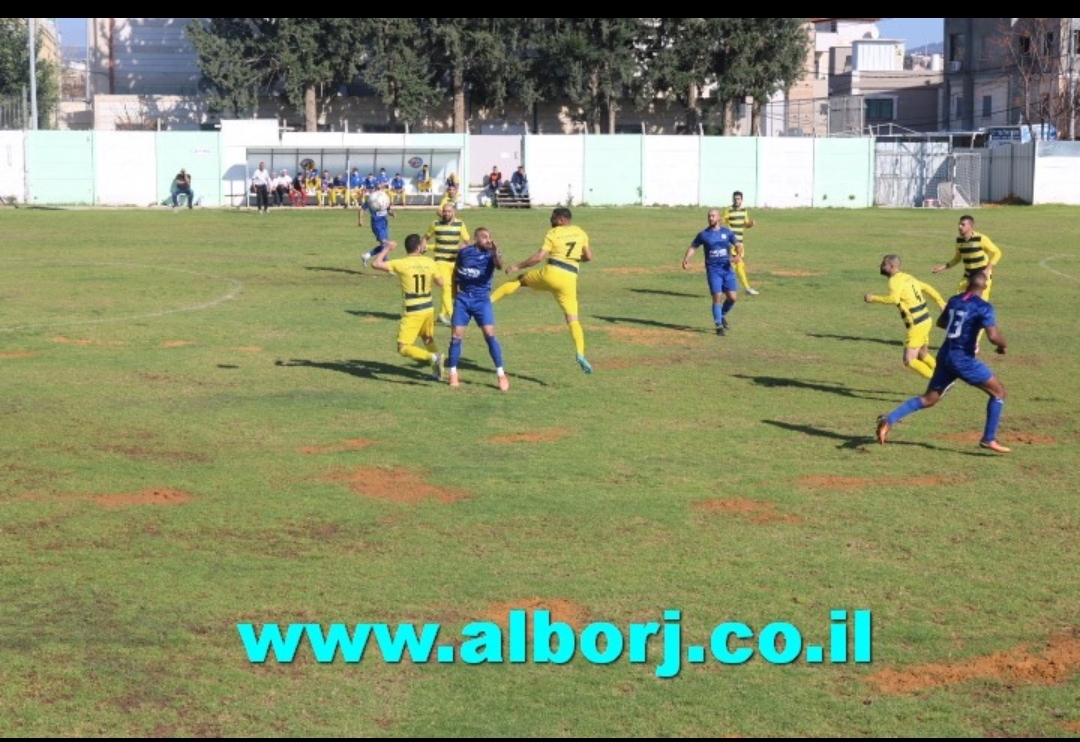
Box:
[1070,17,1076,141]
[28,17,38,130]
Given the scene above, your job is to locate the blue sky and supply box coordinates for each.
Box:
[878,18,944,48]
[55,17,945,51]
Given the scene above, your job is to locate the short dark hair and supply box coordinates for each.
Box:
[960,214,975,224]
[733,190,743,198]
[405,234,423,253]
[552,207,572,222]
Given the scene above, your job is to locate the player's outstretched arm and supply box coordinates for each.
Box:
[371,241,396,272]
[919,280,947,310]
[987,326,1007,354]
[506,247,548,274]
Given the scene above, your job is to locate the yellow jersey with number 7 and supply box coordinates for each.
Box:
[544,225,590,271]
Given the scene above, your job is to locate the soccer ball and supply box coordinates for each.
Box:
[367,190,390,212]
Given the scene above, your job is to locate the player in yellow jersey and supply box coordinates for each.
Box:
[932,214,1002,297]
[491,206,595,373]
[932,214,1002,351]
[723,191,759,295]
[422,203,471,326]
[371,233,446,381]
[864,254,947,380]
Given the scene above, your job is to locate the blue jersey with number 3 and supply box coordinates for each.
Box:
[940,292,996,357]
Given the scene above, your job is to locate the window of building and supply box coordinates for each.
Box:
[949,32,966,62]
[830,20,838,33]
[865,97,895,122]
[1043,32,1054,56]
[954,96,963,120]
[982,95,992,118]
[1019,33,1031,57]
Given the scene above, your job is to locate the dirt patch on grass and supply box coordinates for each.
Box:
[93,488,193,507]
[52,336,126,346]
[0,351,38,359]
[693,498,803,524]
[159,340,195,348]
[866,630,1080,694]
[234,346,262,352]
[1061,721,1080,733]
[323,466,467,504]
[797,475,964,490]
[599,356,692,371]
[486,429,571,444]
[98,444,211,464]
[941,431,1057,445]
[769,269,824,277]
[481,598,589,643]
[299,438,376,454]
[601,327,698,346]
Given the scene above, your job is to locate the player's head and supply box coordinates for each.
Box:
[880,254,900,277]
[551,207,572,226]
[475,228,493,250]
[959,215,975,238]
[707,208,721,227]
[966,269,988,294]
[733,191,743,207]
[404,234,424,254]
[440,203,456,220]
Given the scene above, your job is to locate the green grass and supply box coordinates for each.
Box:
[2,204,1079,737]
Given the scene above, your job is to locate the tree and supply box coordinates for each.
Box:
[186,18,366,131]
[0,18,60,128]
[725,19,810,135]
[644,18,731,134]
[992,18,1073,131]
[531,18,647,134]
[360,18,439,130]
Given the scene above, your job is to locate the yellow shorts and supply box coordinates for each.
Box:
[904,322,932,350]
[398,309,434,346]
[521,262,580,316]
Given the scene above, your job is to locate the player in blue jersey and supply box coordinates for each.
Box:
[447,227,509,391]
[681,208,743,336]
[359,191,395,269]
[876,270,1010,453]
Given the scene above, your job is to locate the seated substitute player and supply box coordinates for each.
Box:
[423,203,471,326]
[359,190,395,269]
[447,227,509,391]
[371,234,445,380]
[390,173,406,206]
[682,208,742,336]
[723,190,758,295]
[876,270,1010,454]
[864,254,947,380]
[491,207,594,373]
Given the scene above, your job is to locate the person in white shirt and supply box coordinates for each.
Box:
[251,161,272,214]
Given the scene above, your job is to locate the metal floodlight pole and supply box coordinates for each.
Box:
[28,18,38,130]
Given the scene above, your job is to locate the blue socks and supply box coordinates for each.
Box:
[722,298,735,315]
[448,337,462,369]
[485,335,504,368]
[886,397,925,426]
[712,303,723,326]
[984,398,1004,443]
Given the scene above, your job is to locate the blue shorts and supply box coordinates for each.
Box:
[707,268,737,295]
[453,292,495,328]
[371,221,389,243]
[928,353,993,392]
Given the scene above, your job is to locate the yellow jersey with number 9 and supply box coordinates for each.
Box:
[387,255,438,314]
[544,225,590,272]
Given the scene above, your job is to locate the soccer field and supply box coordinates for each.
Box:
[2,204,1079,736]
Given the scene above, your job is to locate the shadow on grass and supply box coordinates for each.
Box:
[305,265,364,276]
[807,332,903,348]
[275,358,432,386]
[733,374,900,402]
[629,288,699,299]
[763,419,987,456]
[591,314,707,334]
[345,309,400,321]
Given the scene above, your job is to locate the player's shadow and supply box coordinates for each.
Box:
[451,357,548,387]
[345,309,400,321]
[733,374,899,402]
[763,419,985,456]
[275,358,430,386]
[591,314,708,334]
[807,332,903,348]
[629,288,699,299]
[305,265,364,276]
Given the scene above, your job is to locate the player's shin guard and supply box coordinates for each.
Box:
[984,397,1005,443]
[569,320,585,356]
[485,335,504,369]
[448,337,463,369]
[400,345,432,363]
[886,397,925,426]
[907,358,934,379]
[490,281,521,302]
